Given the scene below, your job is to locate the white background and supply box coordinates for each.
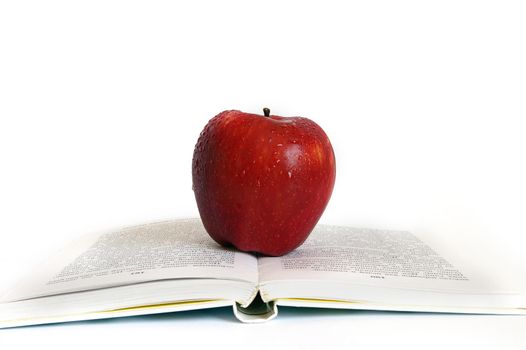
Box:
[1,1,525,349]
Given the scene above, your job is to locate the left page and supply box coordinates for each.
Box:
[2,218,258,302]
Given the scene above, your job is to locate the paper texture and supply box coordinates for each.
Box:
[3,219,258,301]
[258,224,502,293]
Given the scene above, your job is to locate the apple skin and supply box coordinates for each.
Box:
[192,109,336,256]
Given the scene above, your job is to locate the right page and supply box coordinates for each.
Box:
[258,224,525,310]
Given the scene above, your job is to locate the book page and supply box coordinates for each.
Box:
[258,224,501,293]
[3,219,258,301]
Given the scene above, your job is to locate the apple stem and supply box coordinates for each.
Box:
[263,108,270,117]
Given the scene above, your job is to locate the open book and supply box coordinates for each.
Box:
[1,218,524,327]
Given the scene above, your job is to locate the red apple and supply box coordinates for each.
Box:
[192,108,336,256]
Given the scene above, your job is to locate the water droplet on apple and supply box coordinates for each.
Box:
[288,171,292,178]
[277,143,283,147]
